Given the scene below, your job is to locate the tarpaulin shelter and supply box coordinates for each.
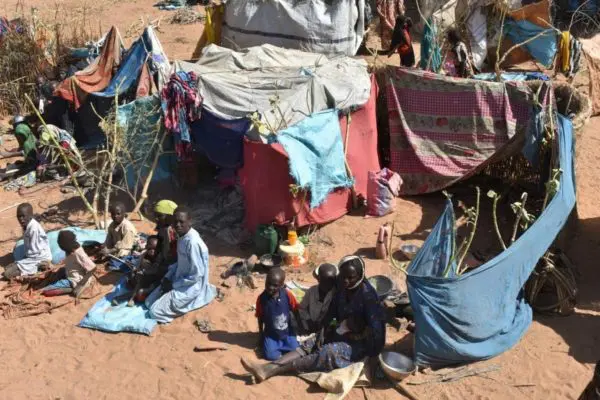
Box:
[55,26,124,109]
[406,114,576,366]
[175,44,372,167]
[94,26,170,99]
[240,79,380,230]
[220,0,366,56]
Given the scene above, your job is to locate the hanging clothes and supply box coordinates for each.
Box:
[420,18,441,72]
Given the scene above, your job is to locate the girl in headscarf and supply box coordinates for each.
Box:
[241,255,386,382]
[387,15,415,67]
[154,199,178,267]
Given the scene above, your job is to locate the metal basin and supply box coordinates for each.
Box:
[378,351,416,381]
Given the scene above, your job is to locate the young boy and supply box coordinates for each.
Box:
[126,235,165,306]
[101,201,137,258]
[3,203,52,279]
[255,267,300,361]
[57,230,97,296]
[298,263,337,335]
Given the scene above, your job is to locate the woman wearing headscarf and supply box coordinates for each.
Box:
[241,255,386,382]
[154,199,178,267]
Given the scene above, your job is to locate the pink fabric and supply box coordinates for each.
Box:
[240,76,380,231]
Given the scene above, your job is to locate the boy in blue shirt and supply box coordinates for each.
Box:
[255,267,300,361]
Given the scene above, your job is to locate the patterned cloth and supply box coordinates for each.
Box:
[296,280,386,372]
[161,71,202,160]
[386,68,535,195]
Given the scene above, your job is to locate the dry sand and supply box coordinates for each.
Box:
[0,1,599,398]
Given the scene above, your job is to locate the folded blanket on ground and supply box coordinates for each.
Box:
[275,110,353,209]
[13,227,107,265]
[79,277,157,335]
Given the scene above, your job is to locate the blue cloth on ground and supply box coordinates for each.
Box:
[190,107,250,168]
[79,277,157,335]
[13,227,106,265]
[108,254,140,272]
[275,109,353,209]
[263,335,300,361]
[504,19,557,67]
[42,279,71,291]
[406,114,576,367]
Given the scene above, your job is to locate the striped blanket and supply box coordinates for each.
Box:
[386,68,536,195]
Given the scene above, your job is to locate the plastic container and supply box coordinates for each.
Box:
[287,230,298,245]
[254,224,278,255]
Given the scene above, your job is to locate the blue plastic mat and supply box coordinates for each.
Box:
[79,277,157,335]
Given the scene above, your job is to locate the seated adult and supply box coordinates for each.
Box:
[0,116,38,181]
[241,255,386,382]
[145,207,217,323]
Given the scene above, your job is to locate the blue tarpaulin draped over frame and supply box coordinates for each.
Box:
[406,115,576,367]
[504,19,558,68]
[94,30,150,98]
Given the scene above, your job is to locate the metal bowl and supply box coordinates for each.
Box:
[378,351,416,382]
[259,253,283,269]
[400,244,420,260]
[367,275,394,300]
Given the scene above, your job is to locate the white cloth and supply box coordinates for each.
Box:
[16,219,52,275]
[146,228,216,323]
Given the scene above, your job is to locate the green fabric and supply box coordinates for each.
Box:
[420,18,442,72]
[14,124,37,163]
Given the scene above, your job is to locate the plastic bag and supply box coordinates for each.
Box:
[366,168,402,217]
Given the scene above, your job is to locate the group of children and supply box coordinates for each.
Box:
[1,200,179,304]
[386,15,475,78]
[255,263,340,361]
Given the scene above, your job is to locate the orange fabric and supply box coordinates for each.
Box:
[55,26,122,109]
[136,62,155,98]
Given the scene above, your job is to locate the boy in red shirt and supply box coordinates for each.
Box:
[255,267,300,361]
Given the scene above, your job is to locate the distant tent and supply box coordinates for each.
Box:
[220,0,367,56]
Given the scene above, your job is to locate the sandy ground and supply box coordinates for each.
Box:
[0,1,599,399]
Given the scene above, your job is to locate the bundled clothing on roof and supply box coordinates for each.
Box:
[146,227,217,323]
[161,71,202,160]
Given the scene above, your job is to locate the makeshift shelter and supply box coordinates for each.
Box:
[406,114,575,366]
[175,44,378,229]
[220,0,367,56]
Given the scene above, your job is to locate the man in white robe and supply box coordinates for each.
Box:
[145,207,216,323]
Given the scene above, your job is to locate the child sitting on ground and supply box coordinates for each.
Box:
[125,235,166,306]
[256,267,300,361]
[56,230,97,296]
[298,263,337,335]
[2,203,52,280]
[101,201,137,258]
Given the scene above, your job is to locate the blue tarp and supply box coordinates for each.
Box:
[13,227,107,265]
[93,31,150,98]
[504,19,557,68]
[473,72,550,82]
[406,114,576,367]
[275,109,353,209]
[79,277,157,335]
[116,96,175,188]
[190,107,250,168]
